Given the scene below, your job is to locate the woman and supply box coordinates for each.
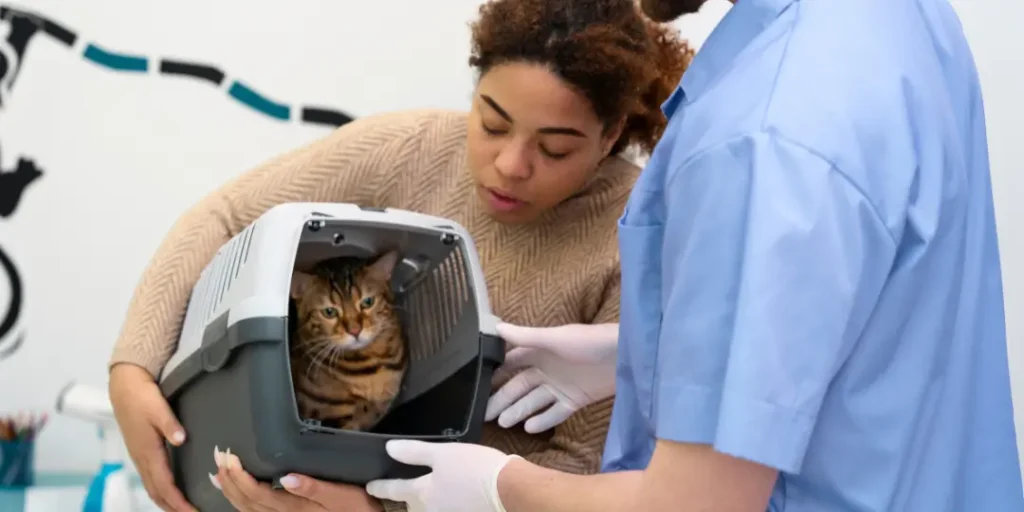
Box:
[107,0,693,511]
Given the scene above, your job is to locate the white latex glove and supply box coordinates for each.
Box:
[485,322,618,433]
[365,440,519,512]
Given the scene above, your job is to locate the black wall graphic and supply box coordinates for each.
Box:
[0,246,23,360]
[0,4,358,360]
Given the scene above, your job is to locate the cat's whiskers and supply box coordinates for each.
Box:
[327,343,346,372]
[306,346,333,380]
[301,337,338,380]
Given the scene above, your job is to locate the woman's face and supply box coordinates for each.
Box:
[466,62,623,224]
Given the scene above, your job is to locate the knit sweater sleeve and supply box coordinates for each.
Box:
[109,110,431,378]
[381,499,407,512]
[521,267,621,474]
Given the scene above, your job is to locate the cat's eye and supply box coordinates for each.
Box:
[360,297,375,309]
[321,307,338,318]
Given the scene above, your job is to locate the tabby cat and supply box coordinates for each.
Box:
[288,250,408,431]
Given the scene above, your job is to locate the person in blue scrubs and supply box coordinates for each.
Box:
[350,0,1024,510]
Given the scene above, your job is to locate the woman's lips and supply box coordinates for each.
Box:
[483,187,526,212]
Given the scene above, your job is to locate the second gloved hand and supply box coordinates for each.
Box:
[485,322,618,434]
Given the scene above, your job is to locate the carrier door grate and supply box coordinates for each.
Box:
[396,245,476,402]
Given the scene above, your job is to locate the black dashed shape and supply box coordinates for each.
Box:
[0,6,76,47]
[158,59,225,85]
[301,107,355,127]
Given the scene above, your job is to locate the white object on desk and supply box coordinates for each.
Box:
[54,382,135,512]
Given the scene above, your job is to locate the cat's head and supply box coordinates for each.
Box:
[290,250,401,352]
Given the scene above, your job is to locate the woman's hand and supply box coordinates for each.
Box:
[213,446,384,512]
[108,363,195,512]
[486,322,619,433]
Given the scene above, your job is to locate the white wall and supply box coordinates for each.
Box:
[0,0,1020,479]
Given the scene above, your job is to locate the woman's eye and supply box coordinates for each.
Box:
[481,122,506,136]
[360,297,375,309]
[540,146,570,159]
[321,307,337,318]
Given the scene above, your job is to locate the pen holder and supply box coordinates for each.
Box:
[0,439,34,488]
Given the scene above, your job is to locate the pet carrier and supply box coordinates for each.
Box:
[157,202,506,510]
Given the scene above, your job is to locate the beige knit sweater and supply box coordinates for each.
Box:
[110,109,638,508]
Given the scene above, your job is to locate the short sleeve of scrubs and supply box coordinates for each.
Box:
[655,131,897,474]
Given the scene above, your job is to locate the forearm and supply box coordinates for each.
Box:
[110,148,320,376]
[499,440,779,512]
[498,458,643,512]
[109,201,234,377]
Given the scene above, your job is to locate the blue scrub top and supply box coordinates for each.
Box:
[603,0,1024,510]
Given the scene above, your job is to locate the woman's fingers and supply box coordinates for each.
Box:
[215,447,321,512]
[110,364,195,512]
[132,421,194,512]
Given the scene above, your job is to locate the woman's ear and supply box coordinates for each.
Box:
[601,117,627,157]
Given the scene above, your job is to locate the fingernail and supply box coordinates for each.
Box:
[172,431,186,444]
[279,475,299,489]
[213,446,223,468]
[208,473,221,490]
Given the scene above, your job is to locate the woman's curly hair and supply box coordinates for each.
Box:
[469,0,695,155]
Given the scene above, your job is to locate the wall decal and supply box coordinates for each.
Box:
[0,5,44,220]
[0,147,41,220]
[0,4,359,361]
[0,5,357,126]
[0,244,23,361]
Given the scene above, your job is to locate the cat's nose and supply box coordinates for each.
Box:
[347,325,362,336]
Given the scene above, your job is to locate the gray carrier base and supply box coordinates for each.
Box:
[156,203,505,511]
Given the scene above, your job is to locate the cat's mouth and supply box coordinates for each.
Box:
[294,332,378,355]
[340,331,377,351]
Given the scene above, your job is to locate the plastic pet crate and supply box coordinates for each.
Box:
[157,202,505,511]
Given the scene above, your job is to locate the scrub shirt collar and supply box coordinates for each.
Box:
[662,0,797,118]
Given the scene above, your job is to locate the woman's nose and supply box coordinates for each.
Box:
[494,143,532,180]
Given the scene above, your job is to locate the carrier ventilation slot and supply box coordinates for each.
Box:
[178,224,257,346]
[193,224,257,328]
[403,246,471,364]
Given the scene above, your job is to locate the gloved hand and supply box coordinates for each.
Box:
[365,440,519,512]
[485,322,618,434]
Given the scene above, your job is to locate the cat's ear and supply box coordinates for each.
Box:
[290,271,317,299]
[366,250,400,282]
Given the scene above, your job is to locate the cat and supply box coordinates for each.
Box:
[288,250,409,431]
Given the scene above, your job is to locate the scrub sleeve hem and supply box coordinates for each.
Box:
[654,383,816,474]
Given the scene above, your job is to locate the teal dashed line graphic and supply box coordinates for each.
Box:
[0,5,355,127]
[83,43,148,72]
[228,81,291,120]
